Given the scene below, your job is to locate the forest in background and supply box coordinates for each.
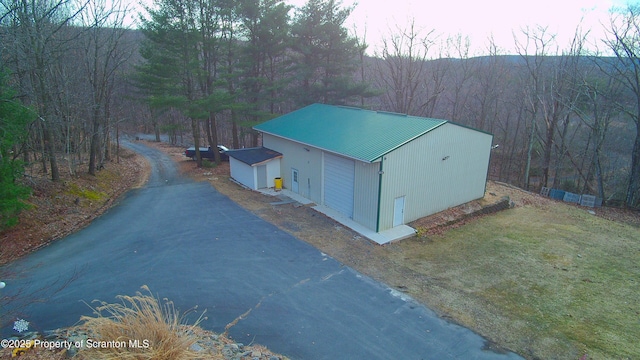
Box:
[1,0,639,230]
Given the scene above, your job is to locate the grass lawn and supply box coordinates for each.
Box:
[397,202,639,359]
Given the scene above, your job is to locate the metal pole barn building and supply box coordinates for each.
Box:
[252,104,493,234]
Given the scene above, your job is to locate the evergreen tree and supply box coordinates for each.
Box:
[238,0,291,113]
[137,0,212,166]
[0,72,35,230]
[290,0,371,106]
[237,0,292,144]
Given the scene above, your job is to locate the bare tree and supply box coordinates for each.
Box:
[80,0,132,175]
[602,5,640,208]
[547,28,589,189]
[375,19,442,116]
[443,34,473,123]
[524,30,586,190]
[1,0,89,181]
[514,26,557,190]
[572,73,619,199]
[469,36,510,132]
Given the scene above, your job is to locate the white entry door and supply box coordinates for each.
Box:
[291,168,299,193]
[257,165,267,189]
[393,196,405,227]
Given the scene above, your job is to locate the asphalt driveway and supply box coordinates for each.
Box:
[2,140,521,359]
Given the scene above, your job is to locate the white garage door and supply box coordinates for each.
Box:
[324,152,355,218]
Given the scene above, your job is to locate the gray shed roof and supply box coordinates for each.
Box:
[225,147,282,166]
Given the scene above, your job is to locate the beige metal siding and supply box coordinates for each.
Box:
[263,134,323,203]
[353,161,380,230]
[378,123,492,231]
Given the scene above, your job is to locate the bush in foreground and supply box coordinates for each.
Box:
[77,285,206,360]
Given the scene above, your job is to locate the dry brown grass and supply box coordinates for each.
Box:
[395,201,640,360]
[76,285,206,360]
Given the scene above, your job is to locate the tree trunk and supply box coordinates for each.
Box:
[104,117,111,161]
[541,122,554,188]
[595,153,605,200]
[524,118,536,190]
[626,122,640,207]
[231,109,239,149]
[552,113,571,189]
[191,118,202,168]
[88,114,100,176]
[209,113,221,164]
[154,122,161,142]
[206,117,214,150]
[88,90,102,175]
[39,120,48,175]
[42,120,59,181]
[251,130,259,147]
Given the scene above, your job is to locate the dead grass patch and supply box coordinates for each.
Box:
[398,204,640,359]
[77,285,206,360]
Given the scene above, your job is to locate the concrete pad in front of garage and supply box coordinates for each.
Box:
[258,188,416,244]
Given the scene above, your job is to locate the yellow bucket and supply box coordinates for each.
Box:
[274,177,282,191]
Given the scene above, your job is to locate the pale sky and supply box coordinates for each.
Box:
[286,0,634,56]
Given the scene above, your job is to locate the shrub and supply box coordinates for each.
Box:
[201,160,217,169]
[0,159,31,230]
[0,70,34,231]
[77,285,206,360]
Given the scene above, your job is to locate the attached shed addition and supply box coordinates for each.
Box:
[225,147,282,190]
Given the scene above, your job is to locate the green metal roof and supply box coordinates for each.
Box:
[254,103,448,163]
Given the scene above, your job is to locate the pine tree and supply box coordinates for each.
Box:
[0,72,35,230]
[237,0,292,144]
[136,0,208,166]
[290,0,371,106]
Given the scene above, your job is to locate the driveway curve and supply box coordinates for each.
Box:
[3,140,522,359]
